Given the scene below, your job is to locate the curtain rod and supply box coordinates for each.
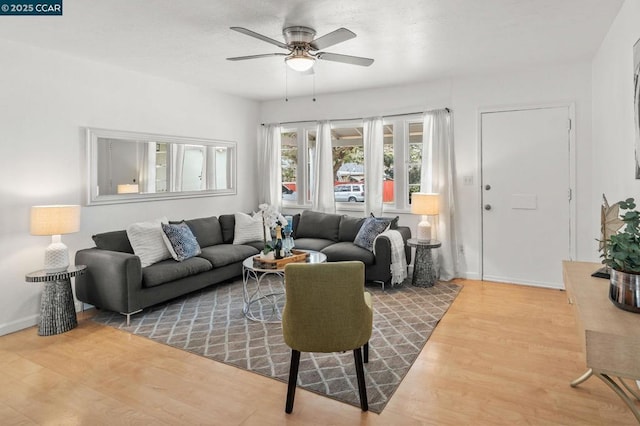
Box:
[261,107,451,127]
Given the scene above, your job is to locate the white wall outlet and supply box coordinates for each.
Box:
[463,175,474,185]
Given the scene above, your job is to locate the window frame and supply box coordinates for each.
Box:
[279,114,424,212]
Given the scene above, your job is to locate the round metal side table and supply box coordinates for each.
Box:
[407,239,441,287]
[242,251,326,323]
[25,265,86,336]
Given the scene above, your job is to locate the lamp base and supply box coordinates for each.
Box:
[416,217,432,242]
[44,239,69,273]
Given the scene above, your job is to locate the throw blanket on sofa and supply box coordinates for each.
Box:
[375,230,407,286]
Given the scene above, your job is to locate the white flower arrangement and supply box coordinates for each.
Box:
[258,204,288,255]
[258,204,288,229]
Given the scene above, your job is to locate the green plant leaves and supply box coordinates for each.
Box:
[603,198,640,273]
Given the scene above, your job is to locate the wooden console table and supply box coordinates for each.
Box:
[563,261,640,422]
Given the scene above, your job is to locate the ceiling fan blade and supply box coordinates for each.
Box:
[310,28,356,50]
[316,52,374,67]
[227,53,287,61]
[230,27,289,50]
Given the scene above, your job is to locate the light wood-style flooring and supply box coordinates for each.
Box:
[0,280,637,425]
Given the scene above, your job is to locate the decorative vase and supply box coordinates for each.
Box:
[609,269,640,313]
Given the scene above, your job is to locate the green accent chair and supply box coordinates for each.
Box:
[282,261,373,413]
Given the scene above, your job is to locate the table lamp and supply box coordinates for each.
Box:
[117,184,139,194]
[411,193,439,242]
[30,205,81,272]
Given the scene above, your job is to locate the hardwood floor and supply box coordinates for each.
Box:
[1,280,637,425]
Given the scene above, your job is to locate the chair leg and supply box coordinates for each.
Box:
[363,342,369,363]
[353,348,369,411]
[285,349,301,414]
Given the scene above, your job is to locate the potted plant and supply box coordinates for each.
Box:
[601,198,640,313]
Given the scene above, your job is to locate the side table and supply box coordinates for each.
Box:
[25,265,86,336]
[407,239,441,287]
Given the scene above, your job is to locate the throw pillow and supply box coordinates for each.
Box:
[233,212,269,244]
[92,230,134,253]
[370,212,399,229]
[126,217,172,267]
[161,222,201,261]
[354,217,392,251]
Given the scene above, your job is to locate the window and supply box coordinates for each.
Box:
[279,116,423,211]
[331,124,364,205]
[281,131,298,201]
[407,121,424,204]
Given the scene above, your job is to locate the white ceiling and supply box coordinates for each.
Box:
[0,0,624,101]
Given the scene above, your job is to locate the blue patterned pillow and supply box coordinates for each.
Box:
[353,217,392,251]
[161,222,201,261]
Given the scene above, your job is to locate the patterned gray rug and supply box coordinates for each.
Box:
[93,277,461,413]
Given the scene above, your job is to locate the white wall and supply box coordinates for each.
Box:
[0,39,259,336]
[260,62,593,279]
[592,0,640,222]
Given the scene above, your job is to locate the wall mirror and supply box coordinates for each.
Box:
[86,128,236,205]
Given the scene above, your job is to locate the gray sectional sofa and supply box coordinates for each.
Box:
[75,210,411,323]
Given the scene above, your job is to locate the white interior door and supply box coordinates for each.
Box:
[181,146,205,191]
[481,106,572,288]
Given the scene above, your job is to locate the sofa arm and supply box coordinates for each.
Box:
[75,248,143,314]
[396,226,412,264]
[367,226,412,284]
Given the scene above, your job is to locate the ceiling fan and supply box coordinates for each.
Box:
[226,26,374,72]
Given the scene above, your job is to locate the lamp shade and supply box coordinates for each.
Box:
[30,205,81,236]
[117,184,139,194]
[411,193,440,215]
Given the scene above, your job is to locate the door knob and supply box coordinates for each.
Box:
[484,204,492,211]
[485,184,491,190]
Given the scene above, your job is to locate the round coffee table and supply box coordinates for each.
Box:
[242,250,327,322]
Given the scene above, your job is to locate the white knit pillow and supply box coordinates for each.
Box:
[233,212,269,244]
[126,217,171,267]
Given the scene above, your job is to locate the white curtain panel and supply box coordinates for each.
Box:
[312,121,336,213]
[205,146,216,190]
[421,109,459,281]
[363,117,384,216]
[171,143,185,192]
[138,142,156,193]
[257,124,282,207]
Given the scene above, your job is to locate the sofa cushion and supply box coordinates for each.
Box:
[142,256,213,288]
[295,210,342,241]
[92,230,134,254]
[198,244,259,268]
[292,238,335,252]
[218,214,235,243]
[370,213,399,229]
[233,212,269,244]
[291,213,301,237]
[321,242,376,265]
[161,222,201,261]
[353,217,392,251]
[126,217,172,267]
[184,216,224,248]
[339,215,366,242]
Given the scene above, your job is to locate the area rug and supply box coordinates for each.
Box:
[93,277,461,413]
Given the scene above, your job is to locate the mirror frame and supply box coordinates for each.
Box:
[85,127,236,206]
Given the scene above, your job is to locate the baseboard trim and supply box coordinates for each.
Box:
[481,275,564,290]
[0,314,38,337]
[456,272,481,280]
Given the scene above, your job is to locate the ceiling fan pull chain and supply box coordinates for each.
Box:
[285,63,289,102]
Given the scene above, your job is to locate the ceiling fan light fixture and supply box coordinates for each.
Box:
[285,54,315,72]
